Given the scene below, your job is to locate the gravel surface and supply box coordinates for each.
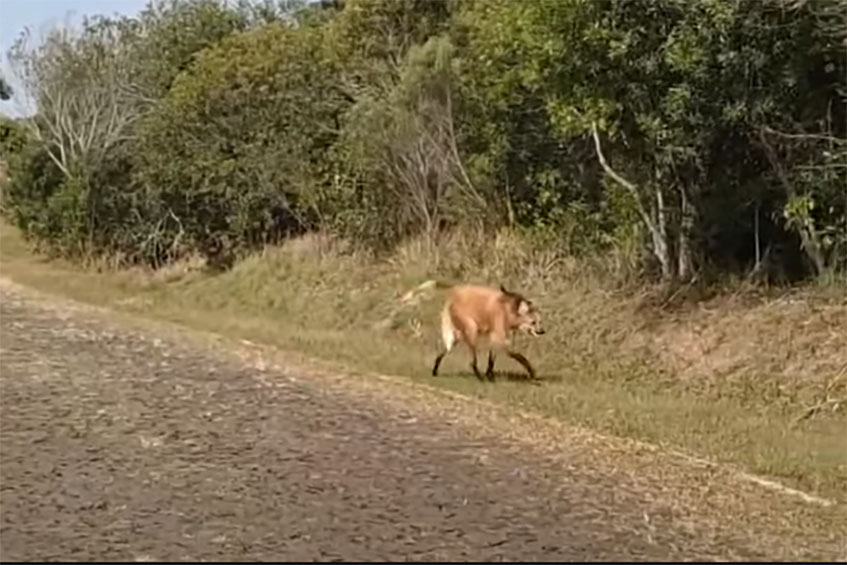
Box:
[0,284,767,561]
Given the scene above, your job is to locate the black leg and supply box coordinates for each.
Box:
[470,349,484,381]
[485,351,496,381]
[507,350,537,380]
[432,351,446,376]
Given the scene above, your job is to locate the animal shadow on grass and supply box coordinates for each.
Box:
[500,370,562,385]
[441,370,561,385]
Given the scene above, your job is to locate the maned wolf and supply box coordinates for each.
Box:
[402,280,545,381]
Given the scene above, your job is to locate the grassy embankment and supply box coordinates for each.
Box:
[1,221,844,503]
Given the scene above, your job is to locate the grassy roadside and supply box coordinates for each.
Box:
[1,221,845,505]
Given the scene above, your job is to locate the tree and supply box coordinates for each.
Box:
[339,34,492,248]
[454,0,846,281]
[8,18,141,179]
[2,0,842,279]
[135,21,349,262]
[125,0,249,103]
[2,0,261,261]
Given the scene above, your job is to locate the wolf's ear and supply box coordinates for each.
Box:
[500,284,509,294]
[517,299,530,315]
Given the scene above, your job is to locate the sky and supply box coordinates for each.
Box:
[1,0,151,117]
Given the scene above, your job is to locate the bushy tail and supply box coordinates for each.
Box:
[373,279,453,332]
[401,279,452,304]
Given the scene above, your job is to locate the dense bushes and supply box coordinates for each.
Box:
[135,22,348,262]
[1,0,844,280]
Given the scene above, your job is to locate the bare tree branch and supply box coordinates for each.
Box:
[591,121,672,279]
[761,125,846,144]
[756,126,826,274]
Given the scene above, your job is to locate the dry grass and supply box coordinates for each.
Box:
[1,221,845,505]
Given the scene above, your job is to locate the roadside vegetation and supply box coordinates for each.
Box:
[0,0,844,503]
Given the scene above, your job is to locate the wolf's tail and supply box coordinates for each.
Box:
[400,279,453,304]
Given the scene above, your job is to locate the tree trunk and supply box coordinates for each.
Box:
[591,122,674,281]
[653,182,673,281]
[757,128,827,275]
[676,184,694,282]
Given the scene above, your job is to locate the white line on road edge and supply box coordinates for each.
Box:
[419,381,838,508]
[663,448,836,507]
[738,473,835,507]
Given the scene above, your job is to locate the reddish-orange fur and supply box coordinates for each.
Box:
[402,280,545,381]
